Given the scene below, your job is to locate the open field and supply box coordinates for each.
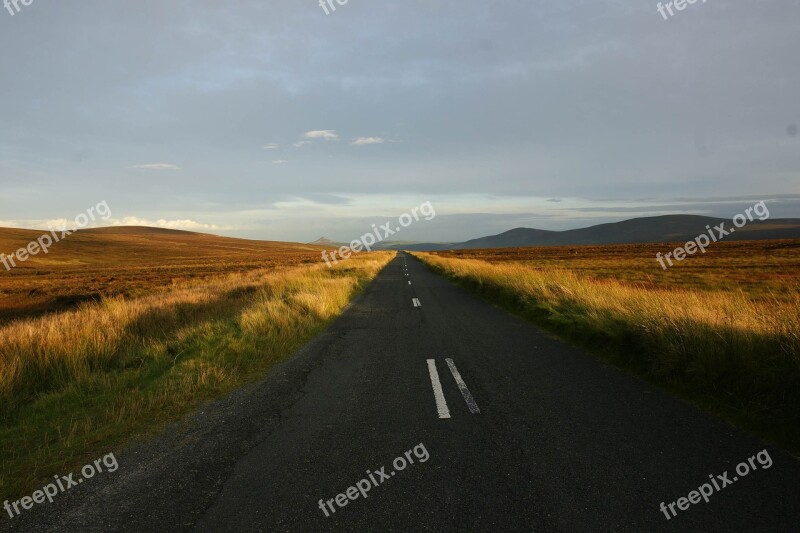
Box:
[0,227,327,324]
[413,241,800,453]
[0,227,394,497]
[429,239,800,301]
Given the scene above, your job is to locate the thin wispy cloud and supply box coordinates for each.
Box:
[272,160,288,164]
[262,143,279,150]
[352,137,385,146]
[0,216,230,232]
[127,163,181,171]
[303,130,339,141]
[108,217,231,231]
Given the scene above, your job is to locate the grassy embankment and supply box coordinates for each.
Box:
[0,251,394,498]
[413,243,800,454]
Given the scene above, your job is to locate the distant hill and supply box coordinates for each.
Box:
[0,226,324,270]
[308,237,344,247]
[0,226,327,274]
[390,215,800,251]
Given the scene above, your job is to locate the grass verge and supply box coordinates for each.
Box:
[0,252,394,498]
[413,252,800,454]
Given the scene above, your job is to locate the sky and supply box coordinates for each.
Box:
[0,0,798,243]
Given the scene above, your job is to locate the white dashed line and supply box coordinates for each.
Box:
[426,359,451,419]
[445,359,481,414]
[408,281,411,285]
[412,298,421,307]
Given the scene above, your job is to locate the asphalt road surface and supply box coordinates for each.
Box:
[7,252,800,532]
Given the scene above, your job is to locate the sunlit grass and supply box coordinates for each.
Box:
[0,252,394,498]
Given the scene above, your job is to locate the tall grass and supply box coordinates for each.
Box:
[414,253,800,452]
[0,253,393,497]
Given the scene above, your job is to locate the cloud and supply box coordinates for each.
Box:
[547,198,563,203]
[127,163,181,171]
[262,143,279,150]
[292,140,312,148]
[303,130,339,140]
[0,216,229,232]
[272,160,288,164]
[352,137,385,146]
[107,217,229,231]
[295,193,351,205]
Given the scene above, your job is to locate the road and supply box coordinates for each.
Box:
[8,252,800,532]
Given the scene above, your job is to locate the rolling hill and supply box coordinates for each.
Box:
[0,226,326,323]
[392,215,800,250]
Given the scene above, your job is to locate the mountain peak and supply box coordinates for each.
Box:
[308,237,341,246]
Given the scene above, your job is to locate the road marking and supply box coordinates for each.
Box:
[408,281,411,285]
[412,298,421,307]
[445,359,481,414]
[426,359,451,419]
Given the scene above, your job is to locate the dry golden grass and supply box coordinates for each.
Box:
[0,250,394,497]
[414,249,800,453]
[431,239,800,301]
[0,226,328,324]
